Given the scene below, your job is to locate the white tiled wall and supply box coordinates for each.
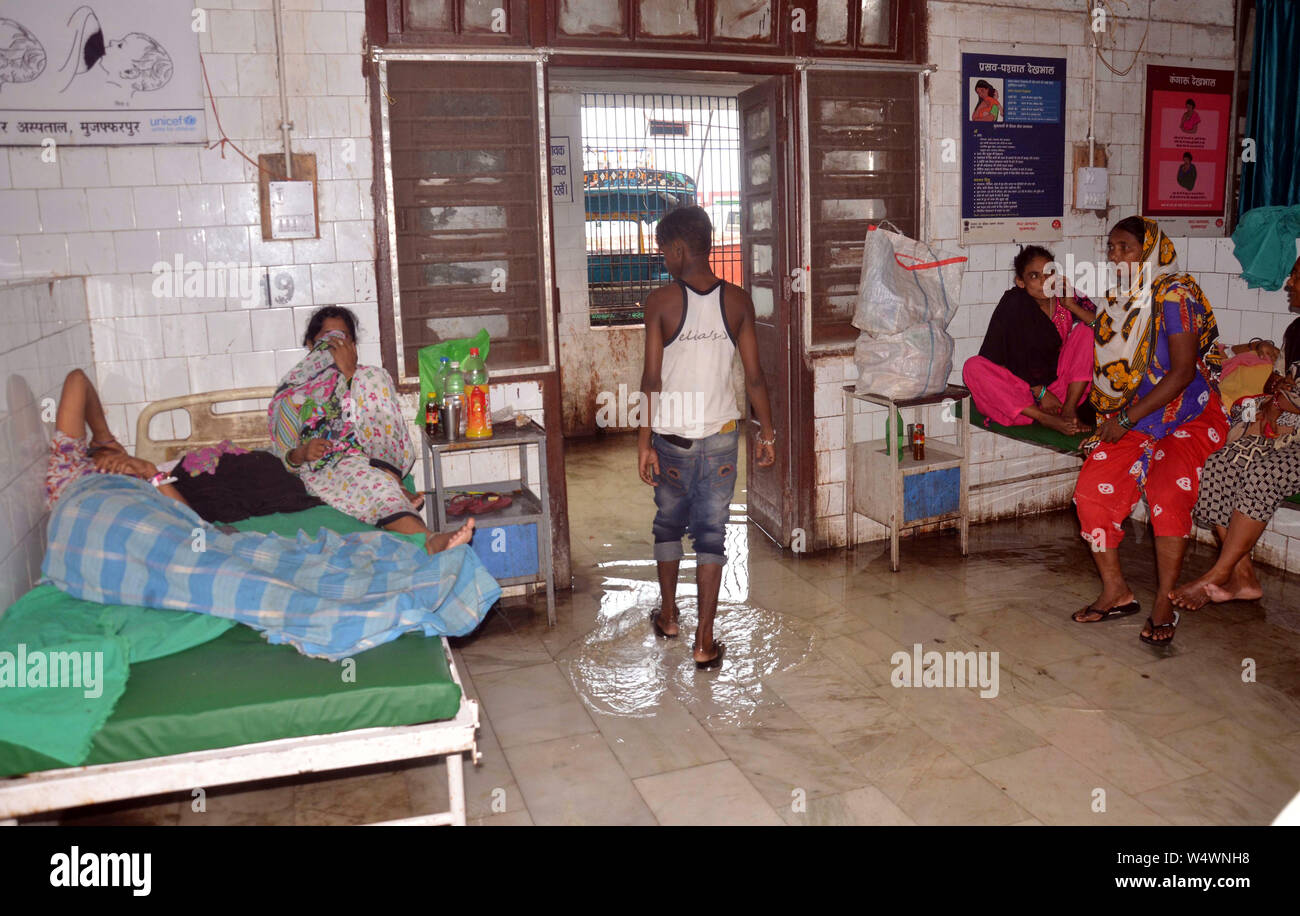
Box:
[0,279,92,613]
[0,0,377,451]
[821,0,1271,551]
[0,0,543,523]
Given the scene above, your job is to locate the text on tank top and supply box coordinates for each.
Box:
[653,278,742,439]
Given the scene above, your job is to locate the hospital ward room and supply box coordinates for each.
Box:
[1,0,1299,881]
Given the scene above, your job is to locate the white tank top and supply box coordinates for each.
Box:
[653,279,742,439]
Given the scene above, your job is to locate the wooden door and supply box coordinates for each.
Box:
[738,77,798,547]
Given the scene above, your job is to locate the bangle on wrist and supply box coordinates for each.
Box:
[1117,408,1133,430]
[757,432,776,447]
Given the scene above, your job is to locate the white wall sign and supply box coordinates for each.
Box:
[0,1,207,146]
[550,136,573,202]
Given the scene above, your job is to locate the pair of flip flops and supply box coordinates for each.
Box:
[1071,600,1179,647]
[447,492,512,516]
[649,611,725,669]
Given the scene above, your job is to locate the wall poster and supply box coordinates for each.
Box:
[1142,65,1234,238]
[0,1,206,146]
[960,50,1068,246]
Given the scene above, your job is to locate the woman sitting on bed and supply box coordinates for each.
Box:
[45,369,190,509]
[269,306,474,555]
[962,245,1099,436]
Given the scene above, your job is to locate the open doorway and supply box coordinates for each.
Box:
[550,69,803,550]
[579,91,744,327]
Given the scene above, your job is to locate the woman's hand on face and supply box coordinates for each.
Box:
[327,336,358,379]
[1098,417,1127,443]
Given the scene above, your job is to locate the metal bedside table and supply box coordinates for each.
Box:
[843,384,971,571]
[420,419,555,625]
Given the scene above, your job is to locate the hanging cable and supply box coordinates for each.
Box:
[1088,0,1152,77]
[200,53,275,177]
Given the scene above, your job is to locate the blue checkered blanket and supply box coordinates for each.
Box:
[42,475,500,660]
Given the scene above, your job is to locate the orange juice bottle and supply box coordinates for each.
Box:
[463,346,492,438]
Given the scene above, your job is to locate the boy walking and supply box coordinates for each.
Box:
[638,206,776,668]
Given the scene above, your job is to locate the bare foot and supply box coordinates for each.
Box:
[653,604,680,637]
[1059,407,1092,433]
[1203,581,1264,603]
[1197,556,1264,604]
[1169,574,1222,610]
[1039,390,1063,414]
[425,517,475,554]
[692,639,722,664]
[1037,412,1083,436]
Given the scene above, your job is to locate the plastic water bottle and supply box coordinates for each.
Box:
[463,346,492,439]
[442,360,466,439]
[425,357,449,439]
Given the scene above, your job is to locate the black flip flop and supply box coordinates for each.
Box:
[1072,600,1140,623]
[694,641,726,670]
[650,610,678,639]
[1139,611,1180,647]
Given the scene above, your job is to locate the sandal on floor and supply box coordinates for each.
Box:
[1139,611,1180,647]
[694,641,726,670]
[650,610,678,639]
[1071,600,1140,623]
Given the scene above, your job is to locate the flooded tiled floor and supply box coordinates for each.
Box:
[59,434,1300,826]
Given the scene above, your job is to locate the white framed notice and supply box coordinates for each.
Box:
[0,0,207,146]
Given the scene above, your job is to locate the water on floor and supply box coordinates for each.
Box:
[57,433,1300,826]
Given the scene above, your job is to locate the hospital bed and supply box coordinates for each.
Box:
[0,387,483,826]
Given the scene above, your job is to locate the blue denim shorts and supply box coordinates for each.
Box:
[650,425,740,567]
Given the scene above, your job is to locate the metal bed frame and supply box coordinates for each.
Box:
[0,387,482,826]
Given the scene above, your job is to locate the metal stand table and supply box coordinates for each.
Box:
[843,384,971,571]
[420,419,555,625]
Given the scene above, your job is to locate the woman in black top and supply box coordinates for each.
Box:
[963,246,1098,435]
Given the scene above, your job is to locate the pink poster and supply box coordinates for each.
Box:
[1142,65,1233,222]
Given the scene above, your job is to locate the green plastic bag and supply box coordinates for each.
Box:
[417,330,491,415]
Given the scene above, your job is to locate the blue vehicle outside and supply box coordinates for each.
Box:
[584,168,696,326]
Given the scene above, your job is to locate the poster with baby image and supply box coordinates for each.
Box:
[0,1,205,146]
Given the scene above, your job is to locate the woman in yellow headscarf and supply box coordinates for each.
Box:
[1070,217,1227,647]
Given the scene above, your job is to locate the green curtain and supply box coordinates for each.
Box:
[1239,0,1300,215]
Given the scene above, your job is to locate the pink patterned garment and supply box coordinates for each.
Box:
[45,431,110,509]
[1050,299,1073,343]
[179,439,250,477]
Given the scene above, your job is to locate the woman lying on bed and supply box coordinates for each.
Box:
[45,369,192,509]
[269,306,473,555]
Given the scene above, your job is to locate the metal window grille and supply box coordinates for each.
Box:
[580,92,742,327]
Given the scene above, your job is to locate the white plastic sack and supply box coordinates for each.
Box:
[852,227,966,338]
[854,321,954,400]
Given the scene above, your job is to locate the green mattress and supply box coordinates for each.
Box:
[967,402,1087,455]
[0,505,461,779]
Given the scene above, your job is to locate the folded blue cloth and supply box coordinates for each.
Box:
[1231,204,1300,290]
[42,475,499,661]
